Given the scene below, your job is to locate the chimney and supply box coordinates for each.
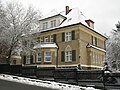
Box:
[65,6,70,15]
[85,19,94,29]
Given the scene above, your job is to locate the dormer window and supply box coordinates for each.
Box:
[43,22,48,30]
[51,20,56,28]
[85,19,94,29]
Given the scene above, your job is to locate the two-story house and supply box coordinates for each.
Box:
[22,6,107,70]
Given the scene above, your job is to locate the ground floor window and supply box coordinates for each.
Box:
[37,52,41,62]
[26,55,30,64]
[66,51,72,62]
[44,51,51,62]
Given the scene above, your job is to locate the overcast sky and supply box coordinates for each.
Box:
[2,0,120,35]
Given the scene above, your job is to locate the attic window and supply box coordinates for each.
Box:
[67,18,72,22]
[85,19,94,29]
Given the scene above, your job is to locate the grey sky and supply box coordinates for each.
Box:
[2,0,120,35]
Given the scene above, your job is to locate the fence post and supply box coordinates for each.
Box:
[102,70,106,90]
[75,68,78,85]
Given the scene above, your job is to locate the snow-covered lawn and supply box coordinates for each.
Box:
[0,74,99,90]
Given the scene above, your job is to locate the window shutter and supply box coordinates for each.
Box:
[72,50,76,61]
[53,34,56,42]
[72,31,75,40]
[61,51,65,62]
[30,55,33,64]
[62,32,65,42]
[23,56,26,64]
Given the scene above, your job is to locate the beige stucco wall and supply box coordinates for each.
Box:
[31,24,107,69]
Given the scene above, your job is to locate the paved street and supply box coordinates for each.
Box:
[0,79,57,90]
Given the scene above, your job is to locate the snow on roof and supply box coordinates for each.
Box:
[0,74,97,90]
[87,44,106,52]
[33,43,58,49]
[39,10,60,20]
[34,8,107,38]
[59,8,88,27]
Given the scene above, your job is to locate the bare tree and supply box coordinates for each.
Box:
[0,1,41,63]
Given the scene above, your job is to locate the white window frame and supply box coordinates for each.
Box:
[66,51,72,62]
[65,32,72,41]
[44,51,51,62]
[37,52,41,62]
[90,22,93,28]
[44,36,49,43]
[50,35,53,42]
[51,20,56,28]
[65,46,72,62]
[26,55,30,64]
[43,22,48,30]
[92,36,97,46]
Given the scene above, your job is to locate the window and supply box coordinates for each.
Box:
[45,52,51,62]
[26,55,30,64]
[65,46,72,62]
[40,37,44,43]
[65,32,72,41]
[37,52,41,62]
[66,51,72,62]
[93,52,95,64]
[43,22,48,30]
[92,36,97,46]
[51,20,56,28]
[50,35,53,42]
[90,22,93,28]
[44,36,49,43]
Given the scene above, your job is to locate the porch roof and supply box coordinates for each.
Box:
[33,43,58,49]
[87,44,106,52]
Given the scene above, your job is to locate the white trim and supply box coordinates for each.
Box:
[65,32,72,42]
[58,64,78,67]
[81,64,103,68]
[37,65,56,67]
[44,51,52,62]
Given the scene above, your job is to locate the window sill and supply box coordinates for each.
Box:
[65,61,72,63]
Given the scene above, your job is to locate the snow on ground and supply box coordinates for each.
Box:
[0,74,99,90]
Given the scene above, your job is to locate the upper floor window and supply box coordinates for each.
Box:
[44,51,51,62]
[44,36,49,43]
[62,31,75,42]
[92,36,97,46]
[43,22,48,30]
[90,22,93,28]
[65,32,72,41]
[50,35,53,42]
[37,52,41,62]
[40,37,44,43]
[51,20,56,28]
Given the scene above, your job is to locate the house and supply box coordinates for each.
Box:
[22,6,107,70]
